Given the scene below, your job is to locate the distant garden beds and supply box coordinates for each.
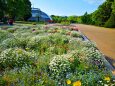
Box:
[0,24,115,86]
[15,21,48,25]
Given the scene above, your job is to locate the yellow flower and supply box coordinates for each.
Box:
[66,79,71,85]
[73,80,81,86]
[104,76,110,81]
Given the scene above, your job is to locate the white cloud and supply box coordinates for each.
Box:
[84,0,106,4]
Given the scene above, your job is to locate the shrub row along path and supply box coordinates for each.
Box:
[76,24,115,70]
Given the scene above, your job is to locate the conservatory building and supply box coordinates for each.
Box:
[28,8,52,22]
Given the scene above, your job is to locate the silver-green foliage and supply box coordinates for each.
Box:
[49,55,71,79]
[0,30,14,43]
[0,48,37,69]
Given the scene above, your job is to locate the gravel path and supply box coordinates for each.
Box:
[76,24,115,70]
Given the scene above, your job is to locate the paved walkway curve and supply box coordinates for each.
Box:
[76,24,115,70]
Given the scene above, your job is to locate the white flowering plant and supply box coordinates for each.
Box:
[49,55,71,80]
[0,48,37,70]
[0,30,14,43]
[0,24,114,86]
[70,31,82,38]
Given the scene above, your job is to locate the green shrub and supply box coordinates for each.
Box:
[104,13,115,28]
[61,21,70,26]
[70,31,82,38]
[81,41,97,48]
[0,30,14,43]
[49,55,71,79]
[27,35,50,50]
[1,37,19,49]
[82,47,104,68]
[7,28,17,33]
[68,70,111,86]
[1,37,30,49]
[0,48,37,70]
[2,66,57,86]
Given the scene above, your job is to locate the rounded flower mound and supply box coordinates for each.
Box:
[73,80,81,86]
[82,41,97,48]
[0,48,37,69]
[70,31,82,38]
[1,37,18,48]
[81,47,104,67]
[27,35,50,49]
[49,55,71,79]
[0,30,14,43]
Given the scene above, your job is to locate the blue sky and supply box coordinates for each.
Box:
[30,0,105,16]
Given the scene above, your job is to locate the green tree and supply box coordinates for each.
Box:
[112,0,115,14]
[92,0,113,26]
[67,16,77,23]
[76,16,82,23]
[0,0,31,21]
[0,0,7,19]
[104,13,115,28]
[6,0,19,19]
[51,15,68,23]
[22,0,32,21]
[105,0,115,28]
[81,12,92,24]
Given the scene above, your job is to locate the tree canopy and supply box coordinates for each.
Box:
[0,0,31,21]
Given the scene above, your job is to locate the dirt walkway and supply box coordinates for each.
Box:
[76,24,115,69]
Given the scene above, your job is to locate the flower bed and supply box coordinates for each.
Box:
[0,24,115,86]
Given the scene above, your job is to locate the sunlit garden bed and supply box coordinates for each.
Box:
[0,24,115,86]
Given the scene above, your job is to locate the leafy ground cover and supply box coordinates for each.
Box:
[0,24,115,86]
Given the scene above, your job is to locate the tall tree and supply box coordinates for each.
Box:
[92,0,114,26]
[6,0,19,19]
[0,0,31,20]
[112,0,115,14]
[67,16,77,23]
[104,13,115,28]
[0,0,7,19]
[22,0,32,21]
[81,12,92,24]
[105,0,115,28]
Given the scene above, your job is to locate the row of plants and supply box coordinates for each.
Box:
[0,24,114,86]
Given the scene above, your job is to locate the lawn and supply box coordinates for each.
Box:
[0,24,114,86]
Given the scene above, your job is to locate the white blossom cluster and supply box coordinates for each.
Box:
[82,47,103,66]
[70,31,82,38]
[0,48,37,69]
[82,47,102,59]
[82,41,97,48]
[1,37,18,48]
[49,55,71,79]
[0,30,14,43]
[27,35,45,46]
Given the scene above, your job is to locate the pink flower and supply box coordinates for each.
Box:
[73,27,79,31]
